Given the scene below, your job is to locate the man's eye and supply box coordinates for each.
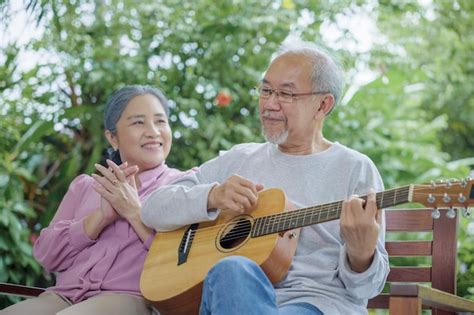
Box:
[132,121,144,125]
[280,91,293,98]
[261,88,272,94]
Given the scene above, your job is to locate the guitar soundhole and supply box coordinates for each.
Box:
[219,217,252,250]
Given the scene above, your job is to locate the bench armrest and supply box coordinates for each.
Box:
[0,282,45,298]
[390,284,474,313]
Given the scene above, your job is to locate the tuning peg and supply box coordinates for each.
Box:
[428,194,436,204]
[462,207,471,217]
[431,180,436,188]
[446,207,456,219]
[460,179,468,188]
[443,193,451,203]
[431,208,441,219]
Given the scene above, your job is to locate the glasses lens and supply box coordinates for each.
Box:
[278,91,293,103]
[259,87,271,98]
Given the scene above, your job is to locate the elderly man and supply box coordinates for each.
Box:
[141,38,389,315]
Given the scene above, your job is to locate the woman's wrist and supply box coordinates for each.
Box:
[126,207,153,242]
[125,207,143,226]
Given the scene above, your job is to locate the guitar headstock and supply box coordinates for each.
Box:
[410,178,473,218]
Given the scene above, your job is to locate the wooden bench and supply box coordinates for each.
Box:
[2,209,474,314]
[368,208,474,314]
[0,283,44,299]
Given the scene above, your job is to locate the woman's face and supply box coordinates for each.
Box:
[106,94,172,172]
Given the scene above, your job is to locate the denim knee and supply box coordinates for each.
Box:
[201,256,278,314]
[208,256,260,280]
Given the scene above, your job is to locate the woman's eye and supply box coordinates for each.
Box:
[132,121,144,125]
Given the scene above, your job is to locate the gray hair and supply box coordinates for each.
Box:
[276,36,345,110]
[104,85,170,135]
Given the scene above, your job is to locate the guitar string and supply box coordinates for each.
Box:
[182,189,422,240]
[184,191,423,242]
[186,187,412,238]
[203,188,411,236]
[202,190,413,241]
[183,195,445,245]
[203,187,468,242]
[180,187,459,244]
[183,189,416,243]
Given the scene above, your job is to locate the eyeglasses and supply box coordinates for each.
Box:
[256,87,327,103]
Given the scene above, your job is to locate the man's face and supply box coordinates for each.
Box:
[259,53,322,146]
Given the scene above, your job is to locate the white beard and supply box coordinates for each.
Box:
[262,127,288,144]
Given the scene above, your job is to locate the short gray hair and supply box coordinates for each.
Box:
[104,85,170,135]
[276,36,345,110]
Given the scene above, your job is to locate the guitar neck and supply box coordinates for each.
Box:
[251,185,412,237]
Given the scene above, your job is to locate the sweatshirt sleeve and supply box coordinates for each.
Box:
[141,154,232,231]
[33,175,97,272]
[338,157,390,299]
[141,171,220,232]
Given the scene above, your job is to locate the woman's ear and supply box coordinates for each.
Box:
[105,130,118,150]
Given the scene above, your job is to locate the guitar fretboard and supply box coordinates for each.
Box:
[251,186,411,237]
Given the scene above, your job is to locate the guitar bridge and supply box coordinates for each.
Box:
[177,223,199,265]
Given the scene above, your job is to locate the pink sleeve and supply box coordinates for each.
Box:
[143,231,156,250]
[33,175,97,272]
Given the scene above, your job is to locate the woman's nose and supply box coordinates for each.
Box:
[145,123,160,137]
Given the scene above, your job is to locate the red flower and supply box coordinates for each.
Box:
[29,232,38,245]
[215,91,232,107]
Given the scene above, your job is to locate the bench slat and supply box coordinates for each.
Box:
[387,267,431,282]
[385,210,434,231]
[385,241,432,256]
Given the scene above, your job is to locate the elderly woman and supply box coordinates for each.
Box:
[3,85,193,315]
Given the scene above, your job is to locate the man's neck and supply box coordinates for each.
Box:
[277,134,332,155]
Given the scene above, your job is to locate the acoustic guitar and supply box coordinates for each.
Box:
[140,179,474,314]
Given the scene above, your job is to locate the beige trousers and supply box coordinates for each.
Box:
[1,291,154,315]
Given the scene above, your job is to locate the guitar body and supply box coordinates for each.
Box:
[140,188,300,315]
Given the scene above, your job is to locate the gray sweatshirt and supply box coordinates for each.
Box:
[141,142,389,315]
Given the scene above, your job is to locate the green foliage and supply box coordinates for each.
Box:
[375,0,474,161]
[327,66,470,187]
[0,0,473,307]
[0,116,52,308]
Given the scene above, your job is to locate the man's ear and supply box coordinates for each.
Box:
[105,130,118,150]
[316,94,335,117]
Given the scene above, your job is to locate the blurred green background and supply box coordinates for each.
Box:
[1,0,473,309]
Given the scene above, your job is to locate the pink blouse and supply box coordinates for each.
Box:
[33,163,192,302]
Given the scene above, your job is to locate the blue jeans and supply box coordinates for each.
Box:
[199,256,323,315]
